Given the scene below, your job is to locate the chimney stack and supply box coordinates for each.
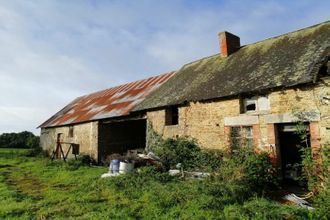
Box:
[218,31,240,57]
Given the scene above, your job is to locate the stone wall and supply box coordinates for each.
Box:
[147,99,239,150]
[146,77,330,156]
[40,121,99,160]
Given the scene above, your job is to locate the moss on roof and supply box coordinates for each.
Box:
[134,21,330,111]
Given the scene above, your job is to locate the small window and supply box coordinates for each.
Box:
[68,126,74,138]
[241,96,269,113]
[245,98,257,111]
[165,106,179,125]
[230,126,253,150]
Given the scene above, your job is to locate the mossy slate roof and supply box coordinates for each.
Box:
[134,21,330,111]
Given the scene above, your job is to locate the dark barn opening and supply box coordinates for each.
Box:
[98,119,146,163]
[277,123,310,184]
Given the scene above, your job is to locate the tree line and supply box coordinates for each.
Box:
[0,131,40,149]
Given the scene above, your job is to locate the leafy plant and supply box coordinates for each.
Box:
[149,137,223,171]
[215,148,278,191]
[291,110,326,191]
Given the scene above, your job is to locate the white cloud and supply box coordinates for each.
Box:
[0,0,329,135]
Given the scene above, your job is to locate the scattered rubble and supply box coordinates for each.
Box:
[168,169,210,179]
[282,193,314,210]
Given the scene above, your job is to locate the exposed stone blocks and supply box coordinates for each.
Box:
[147,78,330,162]
[147,99,240,150]
[252,124,261,150]
[310,122,321,157]
[40,121,99,160]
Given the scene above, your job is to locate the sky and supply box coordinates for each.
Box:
[0,0,329,135]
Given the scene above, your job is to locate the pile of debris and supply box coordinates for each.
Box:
[282,193,314,210]
[168,163,210,180]
[101,151,161,178]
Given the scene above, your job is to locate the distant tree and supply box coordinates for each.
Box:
[0,131,40,149]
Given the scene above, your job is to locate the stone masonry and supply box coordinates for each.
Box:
[40,121,99,160]
[147,77,330,163]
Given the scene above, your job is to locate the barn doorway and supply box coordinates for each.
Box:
[98,119,146,163]
[277,123,310,184]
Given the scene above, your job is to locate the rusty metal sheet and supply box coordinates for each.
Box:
[39,72,175,128]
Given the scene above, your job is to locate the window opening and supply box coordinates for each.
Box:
[230,126,253,150]
[165,106,179,125]
[68,126,74,138]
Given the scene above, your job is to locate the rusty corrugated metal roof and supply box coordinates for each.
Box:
[39,72,175,128]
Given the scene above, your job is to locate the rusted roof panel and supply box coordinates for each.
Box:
[39,72,175,128]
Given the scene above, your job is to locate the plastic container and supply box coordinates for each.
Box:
[119,162,134,174]
[109,159,120,173]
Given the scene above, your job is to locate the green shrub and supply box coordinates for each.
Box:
[237,149,278,190]
[108,166,175,190]
[137,166,175,183]
[215,148,278,192]
[150,137,199,170]
[310,146,330,218]
[299,144,330,192]
[195,149,224,171]
[149,137,223,171]
[312,186,330,218]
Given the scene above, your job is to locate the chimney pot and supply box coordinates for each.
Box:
[218,31,240,57]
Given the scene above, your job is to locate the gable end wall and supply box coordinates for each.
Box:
[40,121,99,160]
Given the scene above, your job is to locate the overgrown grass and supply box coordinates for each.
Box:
[0,148,30,158]
[0,148,328,219]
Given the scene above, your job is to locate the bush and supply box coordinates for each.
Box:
[237,149,278,190]
[215,148,278,192]
[299,144,330,192]
[309,145,330,217]
[195,149,224,171]
[109,166,175,190]
[150,137,199,170]
[149,137,223,171]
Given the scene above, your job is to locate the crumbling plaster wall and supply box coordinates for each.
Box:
[146,77,330,152]
[40,121,99,160]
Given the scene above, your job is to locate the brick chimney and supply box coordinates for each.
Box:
[218,31,240,57]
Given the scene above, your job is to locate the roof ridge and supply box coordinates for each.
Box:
[243,20,329,47]
[135,21,329,111]
[79,71,176,99]
[180,20,329,69]
[40,71,176,127]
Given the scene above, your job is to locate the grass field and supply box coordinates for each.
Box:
[0,148,328,219]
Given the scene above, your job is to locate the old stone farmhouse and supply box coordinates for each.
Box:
[40,21,329,178]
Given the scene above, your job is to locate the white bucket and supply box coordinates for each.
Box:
[119,162,134,174]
